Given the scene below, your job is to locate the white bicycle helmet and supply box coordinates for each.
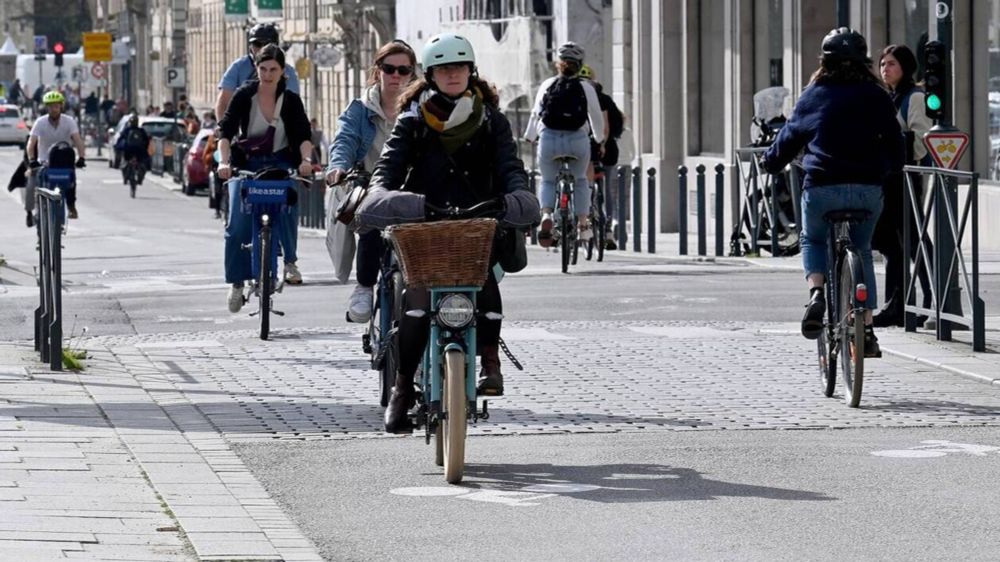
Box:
[557,42,585,63]
[421,33,476,69]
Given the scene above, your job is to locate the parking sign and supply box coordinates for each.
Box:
[34,35,48,54]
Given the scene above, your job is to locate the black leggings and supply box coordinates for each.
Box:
[397,269,502,384]
[356,229,382,287]
[873,172,932,307]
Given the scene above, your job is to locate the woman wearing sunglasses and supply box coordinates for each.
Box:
[326,40,418,323]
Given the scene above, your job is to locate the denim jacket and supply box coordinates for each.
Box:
[328,87,383,173]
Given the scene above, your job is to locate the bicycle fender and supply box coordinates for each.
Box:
[442,342,466,354]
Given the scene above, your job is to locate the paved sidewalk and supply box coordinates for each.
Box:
[0,342,323,562]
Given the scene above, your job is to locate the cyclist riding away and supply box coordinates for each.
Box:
[216,44,314,313]
[525,42,604,247]
[25,90,87,225]
[326,39,418,323]
[117,113,151,186]
[761,27,903,357]
[216,22,305,285]
[579,64,625,249]
[356,33,540,433]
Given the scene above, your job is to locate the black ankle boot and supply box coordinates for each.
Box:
[801,288,825,340]
[384,386,414,434]
[873,293,903,328]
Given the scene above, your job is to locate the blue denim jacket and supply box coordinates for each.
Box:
[328,99,378,172]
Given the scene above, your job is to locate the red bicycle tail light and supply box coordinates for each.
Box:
[559,193,568,209]
[855,284,868,303]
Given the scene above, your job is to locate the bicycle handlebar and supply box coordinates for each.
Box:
[233,167,313,185]
[424,198,505,221]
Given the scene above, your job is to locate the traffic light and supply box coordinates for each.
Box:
[923,40,946,121]
[53,42,64,67]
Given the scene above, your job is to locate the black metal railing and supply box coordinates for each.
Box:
[34,187,64,371]
[298,178,328,229]
[903,165,986,351]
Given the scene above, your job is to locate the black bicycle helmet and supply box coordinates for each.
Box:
[821,27,870,63]
[248,23,280,46]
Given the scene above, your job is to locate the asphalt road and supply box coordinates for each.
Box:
[4,146,1000,561]
[236,427,1000,561]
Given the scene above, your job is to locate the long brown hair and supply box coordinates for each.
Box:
[398,70,500,112]
[367,40,418,86]
[809,57,883,87]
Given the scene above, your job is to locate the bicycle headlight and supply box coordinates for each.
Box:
[437,294,475,329]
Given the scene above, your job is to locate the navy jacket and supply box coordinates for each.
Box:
[761,81,904,189]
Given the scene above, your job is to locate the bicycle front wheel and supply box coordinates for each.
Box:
[560,212,571,274]
[259,225,272,340]
[380,271,404,408]
[839,251,864,407]
[441,349,467,484]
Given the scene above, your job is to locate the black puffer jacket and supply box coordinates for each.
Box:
[358,98,537,229]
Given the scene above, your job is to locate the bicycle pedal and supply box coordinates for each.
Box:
[272,309,285,316]
[248,310,259,317]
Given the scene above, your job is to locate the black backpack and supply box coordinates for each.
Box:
[125,127,147,149]
[47,142,76,168]
[540,77,588,131]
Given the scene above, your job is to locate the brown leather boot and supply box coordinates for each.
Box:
[384,371,414,434]
[476,344,503,396]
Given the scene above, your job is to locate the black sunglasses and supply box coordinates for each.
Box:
[379,63,413,76]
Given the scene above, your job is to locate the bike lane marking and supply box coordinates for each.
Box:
[871,440,1000,458]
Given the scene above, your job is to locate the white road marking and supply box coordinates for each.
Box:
[871,440,1000,458]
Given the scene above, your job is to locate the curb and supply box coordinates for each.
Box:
[881,346,1000,386]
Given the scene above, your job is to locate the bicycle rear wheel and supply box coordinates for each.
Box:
[259,225,272,340]
[818,324,836,398]
[560,210,571,274]
[839,251,864,407]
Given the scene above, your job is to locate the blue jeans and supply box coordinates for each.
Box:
[224,155,298,284]
[801,184,884,309]
[537,128,591,216]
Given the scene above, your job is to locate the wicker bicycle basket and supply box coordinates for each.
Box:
[387,218,497,289]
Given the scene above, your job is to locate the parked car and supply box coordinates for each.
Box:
[0,104,30,149]
[181,127,215,196]
[107,116,189,169]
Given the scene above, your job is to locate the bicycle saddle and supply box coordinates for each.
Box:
[552,154,577,163]
[823,209,871,223]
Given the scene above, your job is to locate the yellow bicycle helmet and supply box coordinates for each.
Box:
[42,90,65,105]
[578,64,594,79]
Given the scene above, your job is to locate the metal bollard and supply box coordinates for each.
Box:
[715,163,725,256]
[696,164,706,256]
[617,166,628,251]
[632,167,642,252]
[647,168,656,254]
[678,166,688,255]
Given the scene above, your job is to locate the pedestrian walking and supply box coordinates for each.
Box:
[872,44,934,327]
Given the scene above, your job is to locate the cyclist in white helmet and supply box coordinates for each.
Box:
[524,41,604,247]
[25,90,87,225]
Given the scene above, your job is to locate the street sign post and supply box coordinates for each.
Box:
[923,130,970,170]
[83,32,113,62]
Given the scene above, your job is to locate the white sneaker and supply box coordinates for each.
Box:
[347,285,374,323]
[227,284,245,313]
[284,262,302,285]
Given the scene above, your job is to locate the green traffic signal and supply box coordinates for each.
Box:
[926,93,942,111]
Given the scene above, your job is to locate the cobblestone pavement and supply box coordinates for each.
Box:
[87,321,1000,444]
